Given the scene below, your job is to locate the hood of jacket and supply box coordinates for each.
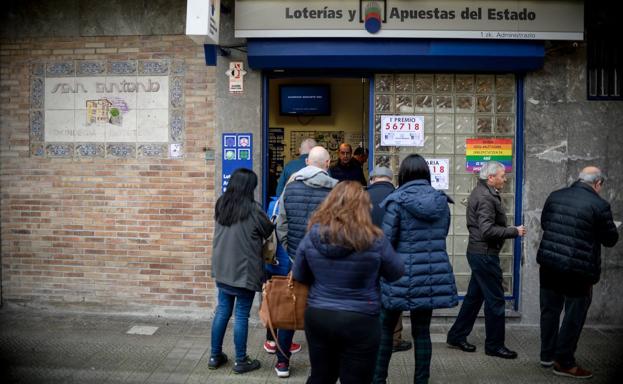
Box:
[309,225,355,259]
[292,165,338,189]
[382,179,453,222]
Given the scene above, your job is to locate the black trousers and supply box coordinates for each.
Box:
[304,307,380,384]
[540,286,592,368]
[447,252,506,352]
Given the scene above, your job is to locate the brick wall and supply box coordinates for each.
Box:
[0,35,217,312]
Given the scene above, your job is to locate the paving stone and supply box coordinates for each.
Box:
[0,307,621,383]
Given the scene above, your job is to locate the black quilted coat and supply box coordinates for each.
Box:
[537,181,619,284]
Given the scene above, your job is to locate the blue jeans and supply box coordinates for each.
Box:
[210,288,255,361]
[447,252,506,352]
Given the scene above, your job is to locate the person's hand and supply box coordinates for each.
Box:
[516,225,526,237]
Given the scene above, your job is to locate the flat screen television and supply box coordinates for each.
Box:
[279,84,331,116]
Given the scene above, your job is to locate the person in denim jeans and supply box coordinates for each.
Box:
[209,168,273,374]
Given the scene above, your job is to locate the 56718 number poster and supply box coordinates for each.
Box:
[381,115,424,146]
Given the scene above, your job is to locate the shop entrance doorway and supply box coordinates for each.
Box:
[264,76,371,202]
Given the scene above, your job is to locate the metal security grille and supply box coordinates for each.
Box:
[586,3,622,100]
[587,36,622,100]
[373,74,517,296]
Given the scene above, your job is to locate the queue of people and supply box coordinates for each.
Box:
[208,141,618,382]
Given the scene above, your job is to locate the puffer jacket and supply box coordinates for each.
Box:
[276,165,337,259]
[380,179,458,310]
[292,225,403,316]
[466,179,518,255]
[537,181,619,284]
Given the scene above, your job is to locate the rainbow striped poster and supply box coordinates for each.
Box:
[465,138,513,173]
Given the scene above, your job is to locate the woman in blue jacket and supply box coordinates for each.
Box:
[373,154,458,384]
[293,181,404,384]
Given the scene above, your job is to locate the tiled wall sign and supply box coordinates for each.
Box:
[30,60,185,159]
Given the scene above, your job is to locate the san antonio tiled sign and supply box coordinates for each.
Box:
[30,59,185,159]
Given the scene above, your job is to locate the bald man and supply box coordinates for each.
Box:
[537,166,619,378]
[273,146,337,376]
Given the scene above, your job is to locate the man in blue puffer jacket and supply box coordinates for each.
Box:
[373,154,457,384]
[273,145,337,377]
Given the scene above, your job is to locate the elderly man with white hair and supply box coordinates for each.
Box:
[447,161,526,359]
[275,138,317,196]
[536,166,618,378]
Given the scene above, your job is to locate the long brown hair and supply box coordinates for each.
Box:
[307,181,383,252]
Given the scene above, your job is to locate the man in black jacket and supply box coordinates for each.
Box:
[537,166,619,379]
[329,143,367,185]
[366,165,412,353]
[447,161,526,359]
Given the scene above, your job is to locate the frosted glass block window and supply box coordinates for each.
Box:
[435,114,454,134]
[456,96,474,113]
[373,73,517,295]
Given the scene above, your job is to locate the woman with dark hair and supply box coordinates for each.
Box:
[209,168,273,374]
[292,181,403,384]
[373,154,458,384]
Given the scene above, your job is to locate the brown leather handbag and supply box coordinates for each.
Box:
[259,272,309,332]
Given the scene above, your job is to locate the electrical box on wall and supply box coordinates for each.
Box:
[186,0,221,45]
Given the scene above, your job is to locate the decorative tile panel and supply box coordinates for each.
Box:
[170,110,184,142]
[46,62,75,77]
[30,111,44,141]
[31,143,45,157]
[30,60,185,159]
[171,60,186,75]
[46,143,73,157]
[170,77,184,108]
[108,61,137,75]
[139,60,169,75]
[30,78,44,109]
[107,143,136,158]
[138,144,167,158]
[32,63,45,77]
[77,61,106,76]
[76,143,105,158]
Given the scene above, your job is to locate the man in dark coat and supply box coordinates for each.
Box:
[329,143,366,185]
[447,161,526,359]
[366,165,412,353]
[537,166,619,379]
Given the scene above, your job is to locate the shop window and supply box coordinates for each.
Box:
[373,74,517,296]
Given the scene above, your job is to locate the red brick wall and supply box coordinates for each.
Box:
[0,36,217,311]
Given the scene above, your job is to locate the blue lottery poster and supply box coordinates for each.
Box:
[222,133,253,192]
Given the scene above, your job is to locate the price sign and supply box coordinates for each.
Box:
[426,158,449,190]
[380,115,424,146]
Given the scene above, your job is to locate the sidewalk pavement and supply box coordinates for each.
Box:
[0,304,621,384]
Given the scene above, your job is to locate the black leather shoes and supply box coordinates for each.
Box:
[447,340,476,352]
[485,346,518,359]
[392,340,413,353]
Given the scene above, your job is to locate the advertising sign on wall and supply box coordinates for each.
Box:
[426,158,449,190]
[222,133,253,192]
[235,0,583,40]
[465,138,513,173]
[380,115,424,146]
